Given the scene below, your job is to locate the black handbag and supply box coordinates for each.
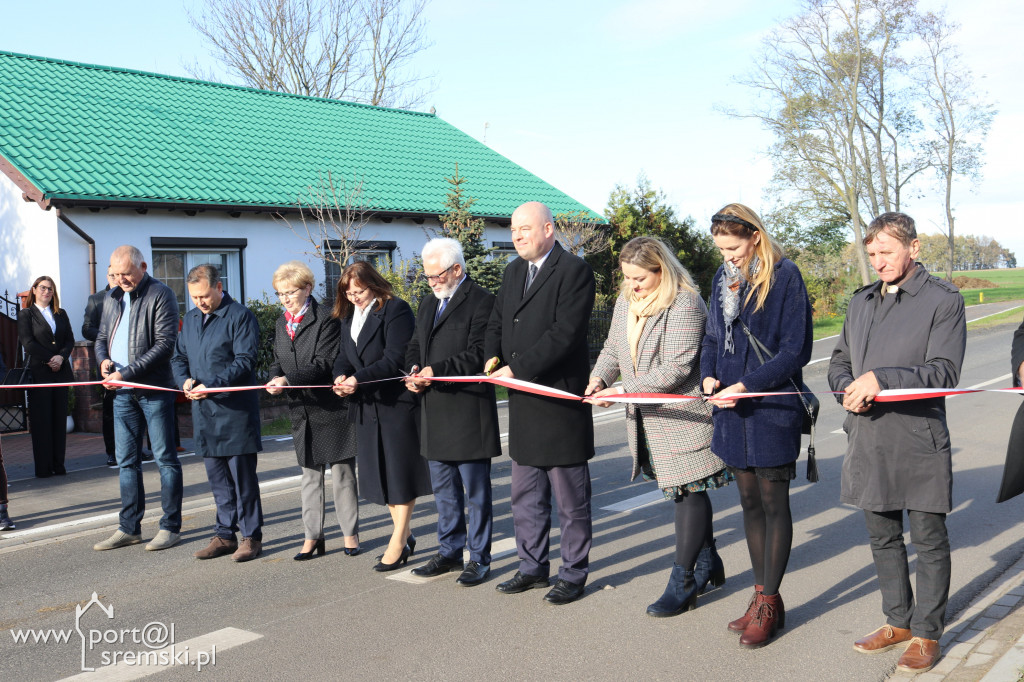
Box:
[738,320,820,482]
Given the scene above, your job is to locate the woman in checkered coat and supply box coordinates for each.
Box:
[588,237,730,617]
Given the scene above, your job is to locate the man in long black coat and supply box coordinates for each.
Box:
[171,264,264,563]
[485,201,596,605]
[405,238,501,587]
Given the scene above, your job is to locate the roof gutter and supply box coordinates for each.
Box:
[55,209,97,295]
[45,197,518,226]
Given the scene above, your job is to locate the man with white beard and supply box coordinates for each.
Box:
[404,238,501,586]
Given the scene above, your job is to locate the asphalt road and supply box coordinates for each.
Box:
[2,305,1023,681]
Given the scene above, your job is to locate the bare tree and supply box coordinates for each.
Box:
[554,210,608,257]
[918,12,995,281]
[280,170,373,269]
[730,0,941,285]
[186,0,433,109]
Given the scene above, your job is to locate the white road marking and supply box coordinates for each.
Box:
[387,536,519,583]
[600,490,664,513]
[3,474,304,540]
[967,305,1023,325]
[949,374,1013,400]
[831,428,845,434]
[58,626,262,681]
[273,436,293,441]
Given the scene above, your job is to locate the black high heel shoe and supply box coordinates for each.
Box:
[372,544,411,572]
[343,535,360,556]
[407,534,417,557]
[294,538,326,561]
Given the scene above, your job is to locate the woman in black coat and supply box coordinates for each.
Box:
[17,275,75,477]
[266,261,359,559]
[333,261,431,572]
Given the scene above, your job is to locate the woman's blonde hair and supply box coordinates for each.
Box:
[27,276,60,312]
[272,261,315,291]
[618,237,698,313]
[710,203,782,313]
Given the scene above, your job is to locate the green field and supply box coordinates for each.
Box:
[956,268,1024,306]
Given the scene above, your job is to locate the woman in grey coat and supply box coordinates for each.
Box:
[266,261,359,560]
[587,237,730,617]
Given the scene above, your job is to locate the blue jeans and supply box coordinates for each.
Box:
[114,391,182,535]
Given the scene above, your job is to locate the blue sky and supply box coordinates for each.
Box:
[3,0,1022,260]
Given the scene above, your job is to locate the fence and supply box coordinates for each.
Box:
[588,304,612,366]
[0,289,27,433]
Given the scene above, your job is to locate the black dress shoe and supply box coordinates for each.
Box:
[411,552,463,577]
[495,571,549,594]
[544,578,586,605]
[456,561,490,587]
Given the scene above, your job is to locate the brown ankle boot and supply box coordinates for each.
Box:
[739,592,785,648]
[728,585,764,632]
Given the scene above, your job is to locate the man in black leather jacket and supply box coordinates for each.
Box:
[93,245,183,553]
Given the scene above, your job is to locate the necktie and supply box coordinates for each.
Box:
[434,297,449,325]
[524,263,538,296]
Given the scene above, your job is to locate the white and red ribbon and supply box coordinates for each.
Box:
[8,375,1022,405]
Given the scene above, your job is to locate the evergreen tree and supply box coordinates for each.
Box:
[438,165,506,293]
[588,175,719,299]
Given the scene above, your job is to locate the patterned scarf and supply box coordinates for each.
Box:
[719,256,760,354]
[285,298,311,340]
[627,291,660,371]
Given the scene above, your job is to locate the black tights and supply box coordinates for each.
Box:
[673,490,713,570]
[735,471,792,595]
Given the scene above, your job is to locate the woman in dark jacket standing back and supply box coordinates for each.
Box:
[266,261,360,559]
[18,276,75,477]
[333,261,431,572]
[701,204,813,648]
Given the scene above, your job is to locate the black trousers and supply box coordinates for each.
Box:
[864,509,950,640]
[102,387,115,456]
[27,385,68,477]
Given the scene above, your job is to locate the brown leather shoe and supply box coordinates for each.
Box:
[739,592,785,648]
[853,624,913,654]
[233,537,262,562]
[728,585,764,632]
[896,637,940,674]
[194,536,238,560]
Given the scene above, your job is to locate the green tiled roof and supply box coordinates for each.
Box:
[0,50,600,219]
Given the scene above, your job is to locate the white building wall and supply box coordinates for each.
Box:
[0,173,59,303]
[57,208,514,334]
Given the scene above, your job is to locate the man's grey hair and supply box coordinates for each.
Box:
[112,245,145,268]
[421,238,465,270]
[186,263,221,286]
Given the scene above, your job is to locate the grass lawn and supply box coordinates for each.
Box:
[957,268,1024,306]
[813,316,846,340]
[261,415,291,436]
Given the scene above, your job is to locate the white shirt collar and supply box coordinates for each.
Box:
[530,245,554,270]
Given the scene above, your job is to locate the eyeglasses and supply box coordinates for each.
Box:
[424,265,453,283]
[275,288,303,300]
[345,288,369,300]
[36,285,54,292]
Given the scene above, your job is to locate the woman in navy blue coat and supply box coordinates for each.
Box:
[332,261,431,572]
[700,203,813,648]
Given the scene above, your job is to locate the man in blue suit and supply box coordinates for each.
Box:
[171,264,264,562]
